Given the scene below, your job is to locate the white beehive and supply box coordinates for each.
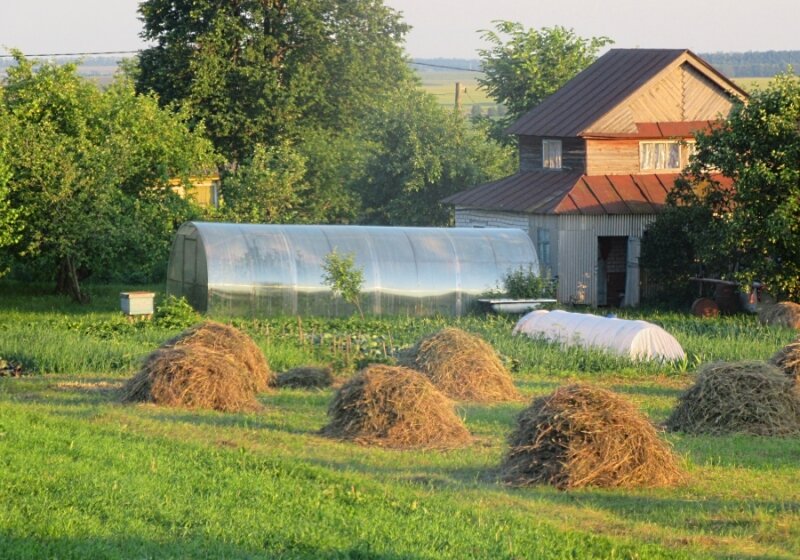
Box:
[120,292,155,316]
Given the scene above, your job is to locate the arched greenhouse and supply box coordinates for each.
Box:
[166,222,539,317]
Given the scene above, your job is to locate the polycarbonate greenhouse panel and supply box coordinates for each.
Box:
[166,222,539,317]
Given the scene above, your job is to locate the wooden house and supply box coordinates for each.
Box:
[445,49,747,306]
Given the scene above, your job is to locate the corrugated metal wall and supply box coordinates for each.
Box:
[548,214,657,305]
[456,208,657,306]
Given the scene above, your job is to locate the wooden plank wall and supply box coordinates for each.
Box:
[585,139,640,175]
[519,136,586,172]
[683,66,735,120]
[585,62,734,135]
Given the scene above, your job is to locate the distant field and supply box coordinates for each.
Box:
[416,70,500,117]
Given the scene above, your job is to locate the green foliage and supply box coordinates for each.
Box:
[0,53,215,300]
[321,250,365,319]
[220,142,307,224]
[355,88,515,225]
[478,21,612,135]
[154,295,201,329]
[136,0,413,166]
[502,265,557,299]
[644,73,800,300]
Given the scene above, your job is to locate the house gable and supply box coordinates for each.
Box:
[584,53,745,135]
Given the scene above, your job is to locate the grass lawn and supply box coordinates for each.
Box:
[1,283,799,559]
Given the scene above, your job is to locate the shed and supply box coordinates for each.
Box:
[513,310,685,361]
[167,222,539,317]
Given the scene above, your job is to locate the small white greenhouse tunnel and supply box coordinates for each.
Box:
[513,310,686,362]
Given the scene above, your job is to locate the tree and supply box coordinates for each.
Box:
[136,0,413,166]
[321,249,364,318]
[219,142,307,224]
[354,89,515,226]
[642,73,800,300]
[1,53,215,301]
[478,21,612,136]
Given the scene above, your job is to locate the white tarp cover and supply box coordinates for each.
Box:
[513,310,686,362]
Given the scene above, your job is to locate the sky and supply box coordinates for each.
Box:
[0,0,798,59]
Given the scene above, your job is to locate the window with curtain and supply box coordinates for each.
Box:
[639,141,681,170]
[542,139,562,169]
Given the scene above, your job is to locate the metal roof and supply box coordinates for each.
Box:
[505,49,745,137]
[444,172,736,216]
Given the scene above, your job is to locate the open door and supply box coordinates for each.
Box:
[597,236,628,307]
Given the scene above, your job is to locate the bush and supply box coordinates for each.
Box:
[502,266,556,299]
[153,295,201,329]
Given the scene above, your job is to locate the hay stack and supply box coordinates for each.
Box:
[500,384,685,489]
[274,366,334,389]
[122,345,261,412]
[771,337,800,382]
[758,302,800,329]
[153,321,273,391]
[321,364,471,449]
[666,361,800,436]
[398,328,520,403]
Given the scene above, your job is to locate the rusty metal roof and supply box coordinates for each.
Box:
[443,171,583,214]
[444,172,724,215]
[582,121,717,139]
[505,49,744,137]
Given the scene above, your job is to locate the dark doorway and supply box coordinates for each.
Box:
[597,236,628,307]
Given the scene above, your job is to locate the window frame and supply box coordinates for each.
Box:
[542,139,563,170]
[639,140,682,171]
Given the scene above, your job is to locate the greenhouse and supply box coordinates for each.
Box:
[513,310,685,362]
[167,222,539,317]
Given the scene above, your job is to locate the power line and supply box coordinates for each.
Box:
[0,50,142,59]
[409,61,483,73]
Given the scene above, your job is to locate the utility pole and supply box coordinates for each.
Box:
[454,82,462,112]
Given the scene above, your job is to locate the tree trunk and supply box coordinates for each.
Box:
[55,256,90,304]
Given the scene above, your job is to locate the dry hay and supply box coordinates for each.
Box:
[122,345,261,412]
[321,364,471,449]
[500,384,686,489]
[665,361,800,436]
[758,302,800,330]
[153,321,273,392]
[771,337,800,383]
[274,366,334,389]
[398,328,521,403]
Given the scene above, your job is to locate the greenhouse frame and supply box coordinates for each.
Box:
[167,222,540,317]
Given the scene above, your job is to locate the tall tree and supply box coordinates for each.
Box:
[1,54,215,301]
[478,21,612,134]
[355,89,515,226]
[136,0,413,166]
[642,73,800,301]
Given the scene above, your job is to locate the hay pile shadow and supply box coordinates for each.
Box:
[122,321,271,411]
[500,384,685,489]
[398,328,521,403]
[274,366,333,389]
[771,337,800,383]
[321,364,471,449]
[122,345,262,412]
[759,302,800,329]
[665,361,800,436]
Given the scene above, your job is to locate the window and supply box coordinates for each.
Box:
[542,139,562,169]
[537,227,551,269]
[639,141,681,170]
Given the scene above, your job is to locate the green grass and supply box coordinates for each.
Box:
[1,281,799,558]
